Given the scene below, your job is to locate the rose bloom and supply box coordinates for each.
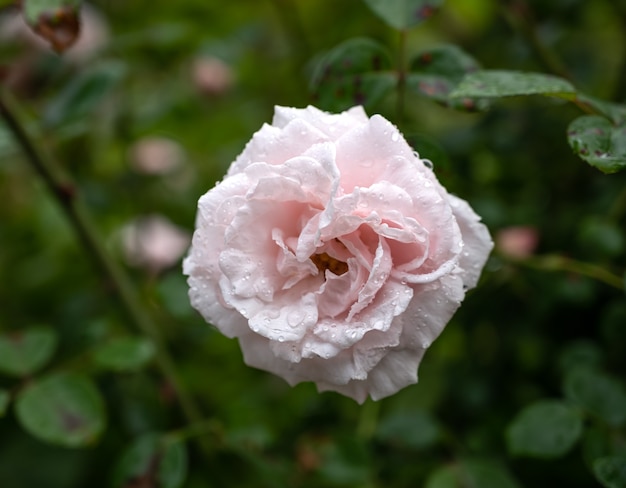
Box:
[184,106,493,403]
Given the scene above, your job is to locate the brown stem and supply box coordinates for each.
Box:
[0,89,212,457]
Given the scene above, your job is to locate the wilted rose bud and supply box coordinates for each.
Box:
[0,4,109,62]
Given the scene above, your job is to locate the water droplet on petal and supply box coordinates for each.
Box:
[278,336,284,342]
[422,159,434,169]
[391,132,399,142]
[287,309,305,327]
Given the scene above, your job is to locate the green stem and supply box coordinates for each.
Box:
[504,253,624,291]
[0,90,211,456]
[269,0,311,73]
[607,0,626,101]
[609,183,626,221]
[165,419,223,445]
[356,399,381,440]
[500,1,571,81]
[396,29,408,125]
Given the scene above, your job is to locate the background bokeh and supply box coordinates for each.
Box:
[1,0,625,486]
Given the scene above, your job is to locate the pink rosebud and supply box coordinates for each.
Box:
[191,56,234,96]
[184,106,493,402]
[122,215,190,274]
[128,137,185,175]
[496,226,539,258]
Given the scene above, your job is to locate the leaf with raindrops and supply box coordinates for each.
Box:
[407,44,490,111]
[309,38,396,112]
[450,70,576,100]
[363,0,443,30]
[567,116,626,174]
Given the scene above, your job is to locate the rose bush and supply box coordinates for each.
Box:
[184,106,493,402]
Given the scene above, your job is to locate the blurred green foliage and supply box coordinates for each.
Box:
[1,0,626,487]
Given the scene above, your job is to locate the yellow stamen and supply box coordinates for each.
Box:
[310,252,348,276]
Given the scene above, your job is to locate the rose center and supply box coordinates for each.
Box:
[310,252,348,276]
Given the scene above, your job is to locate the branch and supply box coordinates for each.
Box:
[504,253,624,291]
[0,89,212,456]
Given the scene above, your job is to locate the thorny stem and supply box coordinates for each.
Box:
[396,29,409,125]
[0,90,212,457]
[504,253,625,291]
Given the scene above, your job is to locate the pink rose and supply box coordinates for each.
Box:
[184,106,493,403]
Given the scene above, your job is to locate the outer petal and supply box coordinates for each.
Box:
[273,105,369,140]
[447,194,494,289]
[184,175,250,338]
[334,115,419,193]
[228,118,329,176]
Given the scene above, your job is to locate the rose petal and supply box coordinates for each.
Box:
[447,194,494,289]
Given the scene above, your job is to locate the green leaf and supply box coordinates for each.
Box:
[376,409,440,449]
[567,116,626,174]
[557,340,604,375]
[23,0,81,53]
[112,434,188,488]
[425,459,522,488]
[43,61,126,128]
[0,327,58,377]
[577,94,626,124]
[594,456,626,488]
[23,0,80,24]
[563,368,626,427]
[582,426,612,468]
[310,38,395,112]
[318,436,371,485]
[363,0,443,30]
[408,44,489,111]
[15,372,106,447]
[578,217,625,258]
[0,389,10,417]
[506,400,583,458]
[450,70,576,99]
[93,336,155,372]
